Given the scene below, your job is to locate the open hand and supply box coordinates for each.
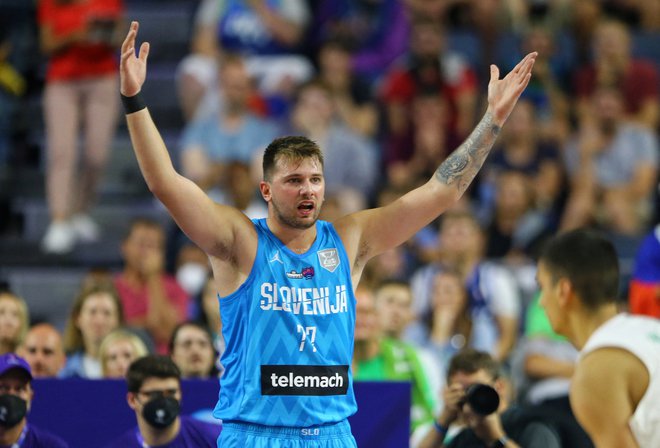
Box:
[120,21,150,96]
[487,52,537,125]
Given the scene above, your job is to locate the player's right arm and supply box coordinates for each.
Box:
[120,21,255,261]
[570,348,646,448]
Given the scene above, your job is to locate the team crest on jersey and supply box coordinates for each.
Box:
[317,249,339,272]
[286,266,315,279]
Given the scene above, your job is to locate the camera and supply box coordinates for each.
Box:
[461,383,500,415]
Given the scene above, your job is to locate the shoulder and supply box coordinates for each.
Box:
[572,347,647,414]
[102,428,139,448]
[27,424,71,448]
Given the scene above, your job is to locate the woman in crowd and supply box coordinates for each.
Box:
[60,281,123,378]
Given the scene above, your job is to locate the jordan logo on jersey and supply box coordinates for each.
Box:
[317,249,339,272]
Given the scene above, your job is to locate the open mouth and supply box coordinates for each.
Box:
[298,202,314,213]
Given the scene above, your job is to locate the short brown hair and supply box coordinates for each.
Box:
[447,349,499,382]
[262,136,324,181]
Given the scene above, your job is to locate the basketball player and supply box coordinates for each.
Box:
[119,21,536,447]
[537,229,660,447]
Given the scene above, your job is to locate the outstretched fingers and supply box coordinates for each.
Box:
[512,51,537,75]
[121,21,139,55]
[139,41,150,63]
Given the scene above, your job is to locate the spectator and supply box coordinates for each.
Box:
[177,0,313,121]
[573,19,659,130]
[0,0,36,165]
[501,25,572,145]
[380,17,478,171]
[169,322,216,379]
[482,170,554,261]
[60,281,123,379]
[417,269,471,384]
[179,55,279,198]
[0,353,69,447]
[288,79,378,211]
[313,0,411,82]
[99,329,149,379]
[478,99,564,226]
[174,243,211,300]
[374,279,415,340]
[105,355,221,447]
[38,0,125,254]
[353,285,436,434]
[628,224,660,318]
[0,289,28,356]
[17,324,66,378]
[410,210,521,362]
[114,218,190,354]
[418,349,561,448]
[560,86,658,237]
[316,38,378,137]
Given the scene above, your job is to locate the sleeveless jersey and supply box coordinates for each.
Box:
[580,313,660,447]
[213,219,357,427]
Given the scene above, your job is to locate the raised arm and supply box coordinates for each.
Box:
[337,53,537,268]
[120,21,253,258]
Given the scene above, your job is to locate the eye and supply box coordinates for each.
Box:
[311,177,322,184]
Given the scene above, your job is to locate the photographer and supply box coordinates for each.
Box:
[418,349,561,448]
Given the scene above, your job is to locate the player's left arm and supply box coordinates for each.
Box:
[570,348,648,448]
[335,53,537,267]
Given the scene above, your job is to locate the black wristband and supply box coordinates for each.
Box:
[120,92,146,114]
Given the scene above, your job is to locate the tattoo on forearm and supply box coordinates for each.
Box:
[435,112,501,194]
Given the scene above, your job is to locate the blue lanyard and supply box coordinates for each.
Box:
[9,424,28,448]
[135,428,149,448]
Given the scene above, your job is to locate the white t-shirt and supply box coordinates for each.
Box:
[580,313,660,447]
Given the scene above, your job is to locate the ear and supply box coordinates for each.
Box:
[259,181,271,202]
[26,384,34,411]
[127,392,138,411]
[557,278,573,309]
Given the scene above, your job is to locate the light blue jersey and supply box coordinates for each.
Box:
[214,219,357,427]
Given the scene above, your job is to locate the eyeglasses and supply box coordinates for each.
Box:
[137,388,179,400]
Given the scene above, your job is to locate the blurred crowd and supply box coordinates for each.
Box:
[1,0,660,445]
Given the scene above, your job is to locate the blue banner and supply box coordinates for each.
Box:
[29,379,410,448]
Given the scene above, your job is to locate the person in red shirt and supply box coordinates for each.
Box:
[114,218,190,354]
[38,0,125,254]
[573,19,659,130]
[380,17,478,181]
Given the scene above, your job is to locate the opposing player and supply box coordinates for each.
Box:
[119,21,536,447]
[537,229,660,447]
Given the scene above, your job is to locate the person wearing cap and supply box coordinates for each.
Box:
[0,353,69,447]
[105,355,220,447]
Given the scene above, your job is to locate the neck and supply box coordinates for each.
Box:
[83,337,100,359]
[353,338,380,362]
[0,420,26,445]
[0,341,15,355]
[568,303,619,350]
[266,217,317,254]
[138,418,180,447]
